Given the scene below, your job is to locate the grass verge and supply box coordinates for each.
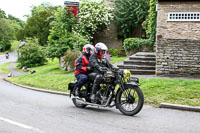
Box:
[15,59,73,75]
[0,63,11,74]
[140,78,200,106]
[8,74,75,92]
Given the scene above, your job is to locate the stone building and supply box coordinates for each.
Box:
[156,0,200,76]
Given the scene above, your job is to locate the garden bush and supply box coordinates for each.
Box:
[63,50,81,71]
[17,38,47,68]
[0,40,11,51]
[108,48,121,56]
[123,38,153,55]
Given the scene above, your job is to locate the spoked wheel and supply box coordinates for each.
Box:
[72,86,87,108]
[116,85,144,116]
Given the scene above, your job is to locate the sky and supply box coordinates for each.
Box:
[0,0,65,21]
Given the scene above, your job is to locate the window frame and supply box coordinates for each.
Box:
[167,12,200,21]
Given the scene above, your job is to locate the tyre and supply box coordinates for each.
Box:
[71,85,87,108]
[116,85,144,116]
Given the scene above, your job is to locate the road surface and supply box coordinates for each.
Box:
[0,78,200,133]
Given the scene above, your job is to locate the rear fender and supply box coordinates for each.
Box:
[68,82,76,91]
[68,82,76,97]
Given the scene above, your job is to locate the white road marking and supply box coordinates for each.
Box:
[0,117,45,133]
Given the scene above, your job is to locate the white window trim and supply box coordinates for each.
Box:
[168,12,200,21]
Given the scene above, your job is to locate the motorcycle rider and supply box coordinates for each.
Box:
[74,44,94,96]
[89,42,112,103]
[5,51,9,59]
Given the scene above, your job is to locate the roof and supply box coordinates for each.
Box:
[158,0,200,2]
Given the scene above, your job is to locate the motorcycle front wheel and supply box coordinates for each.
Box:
[116,85,144,116]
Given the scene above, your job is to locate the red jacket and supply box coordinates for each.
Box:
[74,53,90,75]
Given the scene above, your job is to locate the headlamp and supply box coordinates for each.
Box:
[123,69,131,79]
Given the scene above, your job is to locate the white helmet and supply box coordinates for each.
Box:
[83,44,94,55]
[95,42,108,54]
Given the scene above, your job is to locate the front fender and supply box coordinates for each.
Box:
[124,82,139,87]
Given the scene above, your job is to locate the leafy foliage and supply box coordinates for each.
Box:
[114,0,149,39]
[0,8,6,19]
[74,1,113,41]
[47,7,89,59]
[17,38,47,68]
[108,48,121,56]
[22,3,58,46]
[7,14,25,28]
[0,18,15,51]
[146,0,157,44]
[123,38,152,54]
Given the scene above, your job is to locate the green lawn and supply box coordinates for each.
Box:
[8,74,75,92]
[9,40,19,52]
[15,59,73,75]
[110,56,127,64]
[140,78,200,106]
[0,63,11,74]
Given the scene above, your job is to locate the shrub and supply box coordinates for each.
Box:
[123,38,153,55]
[47,7,89,59]
[146,0,157,45]
[108,48,121,56]
[0,40,11,51]
[17,38,47,68]
[63,50,81,71]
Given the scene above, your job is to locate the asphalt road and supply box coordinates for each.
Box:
[0,51,18,65]
[0,79,200,133]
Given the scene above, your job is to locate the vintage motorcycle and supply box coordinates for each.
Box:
[68,68,144,116]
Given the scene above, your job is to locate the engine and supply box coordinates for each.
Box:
[104,71,114,82]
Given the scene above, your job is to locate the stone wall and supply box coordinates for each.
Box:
[157,2,200,40]
[156,39,200,76]
[94,22,123,49]
[156,2,200,76]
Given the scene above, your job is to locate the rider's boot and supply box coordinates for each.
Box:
[90,84,99,103]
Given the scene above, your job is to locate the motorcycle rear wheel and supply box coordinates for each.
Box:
[116,85,144,116]
[71,85,87,108]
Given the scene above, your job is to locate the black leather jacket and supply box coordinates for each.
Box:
[89,53,112,73]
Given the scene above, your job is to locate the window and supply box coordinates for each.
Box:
[168,12,200,21]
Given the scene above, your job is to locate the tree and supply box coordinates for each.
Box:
[0,9,6,19]
[22,3,58,46]
[114,0,149,39]
[47,7,89,60]
[0,18,15,51]
[73,1,113,42]
[7,14,25,28]
[17,38,47,68]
